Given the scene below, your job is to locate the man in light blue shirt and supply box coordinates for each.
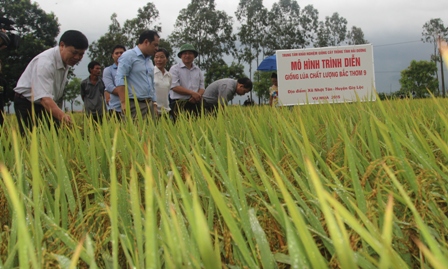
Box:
[103,45,125,118]
[115,30,159,119]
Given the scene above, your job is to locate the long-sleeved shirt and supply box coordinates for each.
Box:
[203,79,237,106]
[115,46,156,101]
[103,63,121,112]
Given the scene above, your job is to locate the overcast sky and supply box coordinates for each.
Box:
[33,0,448,99]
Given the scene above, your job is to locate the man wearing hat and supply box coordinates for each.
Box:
[169,43,205,122]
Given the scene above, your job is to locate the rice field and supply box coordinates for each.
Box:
[0,97,447,268]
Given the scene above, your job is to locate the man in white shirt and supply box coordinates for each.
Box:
[169,43,205,122]
[14,30,88,134]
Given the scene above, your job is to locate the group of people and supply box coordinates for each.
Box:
[12,29,253,134]
[8,27,448,134]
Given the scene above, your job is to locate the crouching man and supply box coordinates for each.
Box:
[202,77,252,113]
[14,30,88,134]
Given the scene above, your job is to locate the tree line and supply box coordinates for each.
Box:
[0,0,368,110]
[89,0,367,84]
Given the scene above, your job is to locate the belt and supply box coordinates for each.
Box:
[15,92,27,99]
[131,97,152,102]
[170,98,188,103]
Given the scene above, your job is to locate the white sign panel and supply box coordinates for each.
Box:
[276,44,376,105]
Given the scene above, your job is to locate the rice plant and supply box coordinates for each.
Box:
[1,97,447,268]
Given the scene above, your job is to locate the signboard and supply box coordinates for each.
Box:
[276,44,375,105]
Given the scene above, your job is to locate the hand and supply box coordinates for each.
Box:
[61,114,72,126]
[190,91,202,102]
[152,102,160,119]
[189,96,202,104]
[120,101,126,115]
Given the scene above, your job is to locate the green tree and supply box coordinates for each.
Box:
[0,0,59,93]
[235,0,268,101]
[204,60,246,86]
[89,4,162,69]
[422,18,448,96]
[253,71,272,103]
[63,77,82,112]
[265,0,319,54]
[399,60,438,98]
[168,0,235,71]
[346,26,368,45]
[316,12,347,47]
[122,2,161,47]
[88,13,129,68]
[235,0,268,68]
[300,4,320,46]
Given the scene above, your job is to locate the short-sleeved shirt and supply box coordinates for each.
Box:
[169,62,204,100]
[203,79,237,106]
[103,64,121,112]
[154,66,171,114]
[81,77,105,115]
[14,46,68,106]
[115,46,156,101]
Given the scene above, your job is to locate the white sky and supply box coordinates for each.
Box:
[32,0,448,97]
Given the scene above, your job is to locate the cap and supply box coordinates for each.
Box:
[177,43,198,58]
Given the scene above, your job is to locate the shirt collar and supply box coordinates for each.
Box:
[112,63,118,69]
[132,46,144,57]
[155,66,170,76]
[180,61,196,70]
[133,45,151,59]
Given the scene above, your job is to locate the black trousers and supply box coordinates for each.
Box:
[87,112,103,124]
[0,105,4,126]
[109,110,123,120]
[0,91,5,126]
[202,101,218,115]
[169,99,202,123]
[14,93,60,134]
